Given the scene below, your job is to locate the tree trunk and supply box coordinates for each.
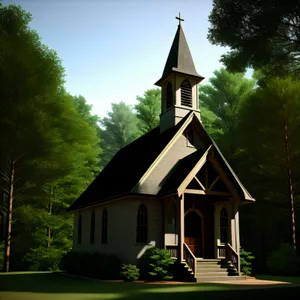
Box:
[284,123,297,249]
[47,186,53,248]
[5,160,15,272]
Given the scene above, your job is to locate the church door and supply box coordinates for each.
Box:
[184,211,203,257]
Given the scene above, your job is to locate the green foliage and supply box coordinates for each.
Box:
[200,106,222,139]
[120,264,140,282]
[266,243,300,276]
[240,247,255,276]
[208,0,300,76]
[135,89,161,134]
[61,251,121,279]
[100,101,138,167]
[199,68,255,162]
[138,247,174,281]
[0,3,100,271]
[22,246,66,271]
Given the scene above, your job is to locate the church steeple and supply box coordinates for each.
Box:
[155,15,204,133]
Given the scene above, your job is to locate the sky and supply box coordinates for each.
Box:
[3,0,231,118]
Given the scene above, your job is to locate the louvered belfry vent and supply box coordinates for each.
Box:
[180,79,192,107]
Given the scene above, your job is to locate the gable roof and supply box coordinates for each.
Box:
[67,110,254,212]
[155,25,204,86]
[67,113,192,212]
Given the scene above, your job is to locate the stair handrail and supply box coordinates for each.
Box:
[183,243,196,274]
[225,243,239,273]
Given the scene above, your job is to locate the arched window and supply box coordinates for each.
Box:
[90,210,95,244]
[220,208,229,244]
[136,203,148,244]
[78,213,82,245]
[167,202,176,233]
[181,79,192,107]
[101,208,107,244]
[166,82,173,109]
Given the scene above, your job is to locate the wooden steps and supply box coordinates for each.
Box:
[184,258,245,282]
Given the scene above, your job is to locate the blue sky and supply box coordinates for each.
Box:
[3,0,231,118]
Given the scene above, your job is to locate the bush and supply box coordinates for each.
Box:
[137,247,174,281]
[22,246,65,271]
[240,247,255,276]
[60,251,121,279]
[266,243,300,276]
[120,264,139,281]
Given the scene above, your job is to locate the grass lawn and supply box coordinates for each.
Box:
[256,275,300,285]
[0,272,300,300]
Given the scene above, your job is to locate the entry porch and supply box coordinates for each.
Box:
[163,193,240,276]
[160,146,245,277]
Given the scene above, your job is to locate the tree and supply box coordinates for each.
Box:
[135,89,161,134]
[0,4,67,272]
[100,102,138,167]
[199,106,222,139]
[208,0,300,76]
[72,95,102,171]
[237,77,300,250]
[199,68,255,161]
[12,90,100,271]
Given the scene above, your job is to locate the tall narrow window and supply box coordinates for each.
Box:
[136,203,148,244]
[220,208,229,244]
[78,213,82,245]
[166,82,173,109]
[90,210,95,244]
[181,79,192,107]
[101,208,107,244]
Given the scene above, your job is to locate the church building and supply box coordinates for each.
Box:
[67,16,255,282]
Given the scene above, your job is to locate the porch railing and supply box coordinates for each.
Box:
[166,245,178,259]
[183,243,196,274]
[217,244,225,258]
[225,243,239,273]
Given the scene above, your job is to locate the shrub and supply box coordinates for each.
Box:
[266,243,300,276]
[240,247,255,276]
[137,247,174,281]
[22,246,65,271]
[60,251,121,279]
[120,264,139,281]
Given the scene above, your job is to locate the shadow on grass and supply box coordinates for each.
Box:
[0,272,299,300]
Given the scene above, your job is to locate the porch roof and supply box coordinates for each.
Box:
[158,148,207,196]
[158,144,255,202]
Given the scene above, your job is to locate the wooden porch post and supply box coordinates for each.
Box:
[234,202,241,274]
[179,194,185,262]
[230,201,236,250]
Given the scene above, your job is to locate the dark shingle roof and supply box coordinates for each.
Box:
[67,113,192,212]
[158,148,208,196]
[155,25,204,86]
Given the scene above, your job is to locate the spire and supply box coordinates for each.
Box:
[155,18,203,86]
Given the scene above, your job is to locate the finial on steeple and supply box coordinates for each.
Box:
[175,13,184,26]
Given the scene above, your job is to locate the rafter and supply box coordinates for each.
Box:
[184,189,231,196]
[208,176,220,191]
[194,176,205,190]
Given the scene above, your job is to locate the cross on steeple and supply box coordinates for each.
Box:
[176,13,184,26]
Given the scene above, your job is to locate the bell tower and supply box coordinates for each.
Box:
[155,14,204,133]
